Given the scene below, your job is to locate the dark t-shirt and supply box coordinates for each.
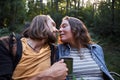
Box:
[0,42,13,80]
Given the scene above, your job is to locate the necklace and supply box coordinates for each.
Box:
[27,39,43,53]
[27,41,35,50]
[27,39,40,53]
[27,40,36,50]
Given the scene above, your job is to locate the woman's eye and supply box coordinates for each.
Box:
[62,24,67,28]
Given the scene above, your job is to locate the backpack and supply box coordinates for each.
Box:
[0,32,57,80]
[0,33,22,80]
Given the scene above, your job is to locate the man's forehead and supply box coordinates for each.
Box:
[48,16,54,23]
[47,18,56,27]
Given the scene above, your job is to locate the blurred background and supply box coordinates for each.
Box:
[0,0,120,79]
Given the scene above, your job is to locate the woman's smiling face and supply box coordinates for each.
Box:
[59,20,74,43]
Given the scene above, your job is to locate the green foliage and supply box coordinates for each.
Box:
[27,0,41,20]
[50,12,63,29]
[93,2,112,35]
[103,43,120,80]
[0,0,26,32]
[1,0,119,40]
[79,6,94,28]
[72,75,76,80]
[0,28,10,37]
[92,1,120,43]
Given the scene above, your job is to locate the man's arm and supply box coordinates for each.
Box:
[29,59,68,80]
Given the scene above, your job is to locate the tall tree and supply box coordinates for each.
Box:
[111,0,115,26]
[55,0,59,12]
[0,0,26,31]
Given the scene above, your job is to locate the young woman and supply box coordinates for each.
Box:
[57,16,114,80]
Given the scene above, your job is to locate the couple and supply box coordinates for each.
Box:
[0,15,114,80]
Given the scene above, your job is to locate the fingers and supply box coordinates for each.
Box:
[58,59,68,72]
[59,59,64,63]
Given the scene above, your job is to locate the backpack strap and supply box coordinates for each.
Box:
[9,33,23,71]
[49,44,57,65]
[13,34,22,70]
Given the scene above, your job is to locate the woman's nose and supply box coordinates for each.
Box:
[59,27,62,32]
[58,29,62,33]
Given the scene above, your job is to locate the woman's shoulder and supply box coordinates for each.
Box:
[58,43,64,46]
[57,43,67,48]
[90,43,102,48]
[90,43,103,52]
[57,43,70,51]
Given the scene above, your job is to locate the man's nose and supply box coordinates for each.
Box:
[53,27,58,32]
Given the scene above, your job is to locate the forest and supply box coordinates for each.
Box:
[0,0,120,79]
